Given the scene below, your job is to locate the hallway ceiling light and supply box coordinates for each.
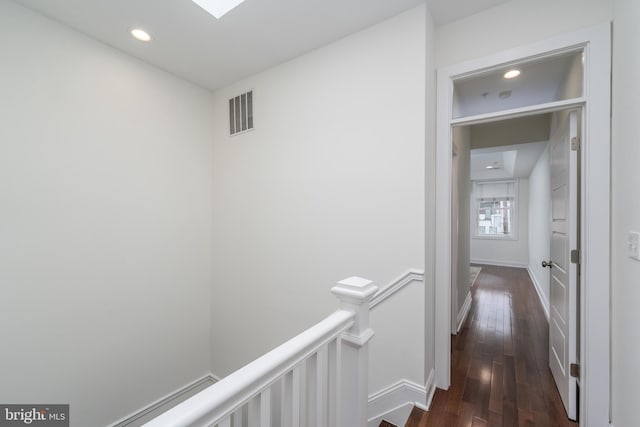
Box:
[130,28,152,42]
[191,0,246,19]
[503,69,521,79]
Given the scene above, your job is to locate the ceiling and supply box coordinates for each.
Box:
[13,0,425,90]
[468,113,551,181]
[426,0,511,26]
[471,141,547,181]
[12,0,511,91]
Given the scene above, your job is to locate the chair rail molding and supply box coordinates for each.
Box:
[370,269,425,309]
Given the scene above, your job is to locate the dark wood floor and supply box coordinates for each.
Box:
[406,265,578,427]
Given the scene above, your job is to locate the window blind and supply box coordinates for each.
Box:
[474,180,516,200]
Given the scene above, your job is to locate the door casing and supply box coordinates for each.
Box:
[433,23,611,426]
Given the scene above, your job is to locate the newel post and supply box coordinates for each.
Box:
[331,276,378,427]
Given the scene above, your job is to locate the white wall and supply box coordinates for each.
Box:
[527,145,551,314]
[435,0,613,67]
[209,4,429,398]
[470,179,529,267]
[611,0,640,425]
[0,2,214,426]
[369,279,424,394]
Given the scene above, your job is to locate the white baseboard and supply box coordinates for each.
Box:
[456,291,472,334]
[526,266,550,321]
[423,368,436,411]
[368,380,425,427]
[109,374,217,427]
[367,370,435,427]
[470,258,527,268]
[368,401,414,427]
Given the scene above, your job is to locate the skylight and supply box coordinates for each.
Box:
[191,0,246,19]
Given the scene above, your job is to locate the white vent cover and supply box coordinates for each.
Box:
[229,90,253,135]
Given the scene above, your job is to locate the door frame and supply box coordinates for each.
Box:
[451,147,459,334]
[434,23,611,425]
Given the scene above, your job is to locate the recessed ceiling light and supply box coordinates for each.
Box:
[131,28,152,42]
[504,69,521,79]
[191,0,246,19]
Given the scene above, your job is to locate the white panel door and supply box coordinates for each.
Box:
[548,110,579,420]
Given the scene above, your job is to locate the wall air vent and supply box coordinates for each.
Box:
[229,90,253,136]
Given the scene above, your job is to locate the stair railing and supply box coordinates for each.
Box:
[143,276,377,427]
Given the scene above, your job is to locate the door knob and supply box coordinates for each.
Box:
[542,260,553,268]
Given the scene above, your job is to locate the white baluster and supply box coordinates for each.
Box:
[281,371,293,427]
[218,417,231,427]
[327,339,340,427]
[315,346,328,427]
[260,388,271,427]
[298,361,308,425]
[248,395,259,427]
[331,277,378,427]
[305,353,318,427]
[292,365,301,427]
[232,407,243,427]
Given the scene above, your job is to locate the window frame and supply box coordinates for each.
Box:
[472,179,519,241]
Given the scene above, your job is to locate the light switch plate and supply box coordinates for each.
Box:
[629,231,640,261]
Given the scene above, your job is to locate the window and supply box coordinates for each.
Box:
[473,180,517,239]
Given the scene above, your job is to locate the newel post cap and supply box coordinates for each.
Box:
[331,276,378,304]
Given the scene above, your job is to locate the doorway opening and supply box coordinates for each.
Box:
[449,107,581,423]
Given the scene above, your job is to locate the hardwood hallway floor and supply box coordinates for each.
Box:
[408,265,578,427]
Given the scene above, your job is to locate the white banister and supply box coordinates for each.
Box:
[143,277,377,427]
